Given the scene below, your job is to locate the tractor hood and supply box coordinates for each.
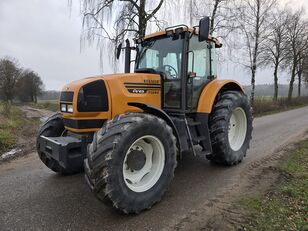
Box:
[59,73,161,133]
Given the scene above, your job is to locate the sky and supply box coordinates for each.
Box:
[0,0,308,91]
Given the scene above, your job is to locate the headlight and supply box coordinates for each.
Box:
[61,104,67,112]
[67,104,73,113]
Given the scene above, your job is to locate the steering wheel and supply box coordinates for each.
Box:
[162,65,178,79]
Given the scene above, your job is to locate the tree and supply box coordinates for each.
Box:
[0,57,21,103]
[284,9,308,100]
[16,69,44,103]
[192,0,238,37]
[262,10,288,101]
[236,0,277,105]
[81,0,166,49]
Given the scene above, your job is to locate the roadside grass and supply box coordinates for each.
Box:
[240,139,308,231]
[253,96,308,117]
[0,103,24,153]
[30,100,58,112]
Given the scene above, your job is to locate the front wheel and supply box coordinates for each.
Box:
[207,91,253,165]
[84,113,177,214]
[36,113,82,174]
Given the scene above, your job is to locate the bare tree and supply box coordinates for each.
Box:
[262,10,288,101]
[0,57,21,103]
[284,9,308,100]
[81,0,166,48]
[192,0,238,37]
[236,0,277,104]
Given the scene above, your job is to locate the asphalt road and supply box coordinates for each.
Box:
[1,106,308,231]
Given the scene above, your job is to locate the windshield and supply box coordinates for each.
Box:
[136,36,184,80]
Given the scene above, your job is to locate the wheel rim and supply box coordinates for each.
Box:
[123,135,165,193]
[228,107,247,151]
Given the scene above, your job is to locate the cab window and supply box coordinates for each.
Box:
[187,36,211,109]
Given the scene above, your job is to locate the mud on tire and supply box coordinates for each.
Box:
[207,91,253,165]
[84,113,177,214]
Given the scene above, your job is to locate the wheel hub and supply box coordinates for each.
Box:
[228,107,247,151]
[122,135,165,193]
[126,149,146,171]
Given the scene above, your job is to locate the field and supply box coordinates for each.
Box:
[31,100,58,112]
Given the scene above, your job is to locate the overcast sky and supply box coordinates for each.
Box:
[0,0,307,91]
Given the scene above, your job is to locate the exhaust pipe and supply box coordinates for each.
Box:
[124,39,131,73]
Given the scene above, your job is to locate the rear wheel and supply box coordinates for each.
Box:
[84,113,177,214]
[207,91,253,165]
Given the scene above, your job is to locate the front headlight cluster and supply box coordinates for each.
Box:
[60,103,73,113]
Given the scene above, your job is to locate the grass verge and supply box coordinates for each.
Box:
[241,139,308,231]
[0,103,24,153]
[254,96,308,117]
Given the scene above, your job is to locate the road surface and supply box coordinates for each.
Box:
[1,106,308,231]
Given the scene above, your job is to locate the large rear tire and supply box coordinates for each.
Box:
[84,113,177,214]
[36,113,79,174]
[207,91,253,165]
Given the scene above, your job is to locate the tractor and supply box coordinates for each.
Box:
[37,17,253,214]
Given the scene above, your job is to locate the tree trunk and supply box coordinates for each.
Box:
[288,61,296,100]
[273,65,279,101]
[210,0,220,33]
[138,0,147,37]
[251,68,256,105]
[250,0,260,106]
[298,70,302,97]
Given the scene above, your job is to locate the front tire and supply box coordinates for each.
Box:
[84,113,177,214]
[36,113,81,174]
[207,91,253,165]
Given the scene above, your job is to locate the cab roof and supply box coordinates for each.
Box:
[143,26,222,48]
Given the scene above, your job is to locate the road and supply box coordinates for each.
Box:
[1,106,308,231]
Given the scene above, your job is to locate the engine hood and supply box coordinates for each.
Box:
[60,73,161,133]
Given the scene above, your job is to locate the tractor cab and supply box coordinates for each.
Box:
[115,17,223,115]
[134,26,221,112]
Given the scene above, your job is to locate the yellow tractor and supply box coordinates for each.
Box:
[37,17,253,214]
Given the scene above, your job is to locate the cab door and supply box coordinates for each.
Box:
[187,36,214,110]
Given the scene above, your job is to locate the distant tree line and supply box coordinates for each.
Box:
[0,57,44,104]
[38,91,60,101]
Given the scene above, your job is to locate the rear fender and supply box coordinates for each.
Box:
[197,80,244,114]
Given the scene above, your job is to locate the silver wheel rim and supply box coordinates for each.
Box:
[123,135,165,193]
[228,107,247,151]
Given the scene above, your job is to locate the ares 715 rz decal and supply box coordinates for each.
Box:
[124,82,160,94]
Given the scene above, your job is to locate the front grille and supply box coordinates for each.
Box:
[60,91,74,102]
[77,80,108,112]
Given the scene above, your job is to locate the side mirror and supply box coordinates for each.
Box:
[116,43,122,60]
[199,17,210,42]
